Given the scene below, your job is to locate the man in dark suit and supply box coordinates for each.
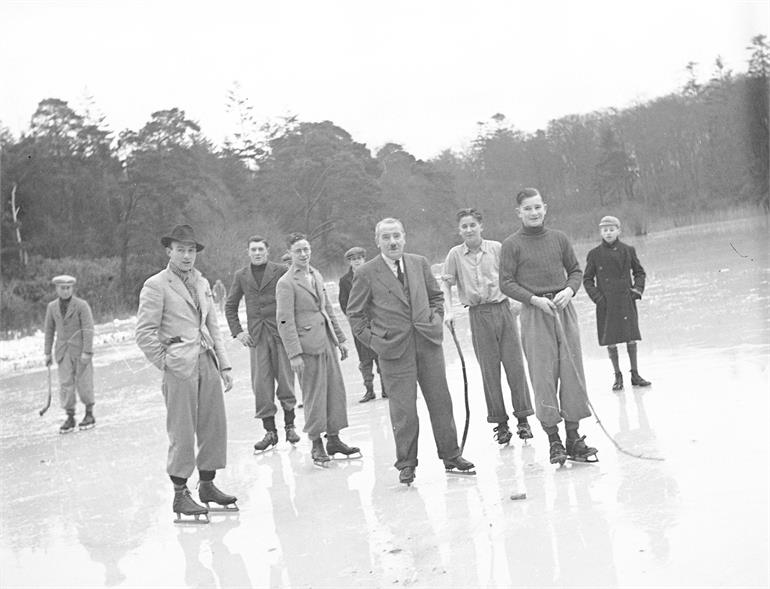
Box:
[346,218,475,485]
[225,235,299,452]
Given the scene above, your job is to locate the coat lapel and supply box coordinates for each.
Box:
[403,254,421,309]
[293,270,318,300]
[166,269,196,309]
[374,256,409,306]
[259,263,277,291]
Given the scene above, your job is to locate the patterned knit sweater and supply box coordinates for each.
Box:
[499,225,583,304]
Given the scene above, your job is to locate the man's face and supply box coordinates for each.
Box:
[289,239,311,269]
[348,256,365,270]
[517,195,547,227]
[458,215,483,244]
[377,221,405,260]
[248,240,269,265]
[167,241,197,271]
[55,284,73,299]
[600,225,621,243]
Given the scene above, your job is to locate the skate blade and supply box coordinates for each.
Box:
[79,424,95,431]
[205,503,239,513]
[568,455,599,463]
[550,457,567,466]
[330,452,363,460]
[253,446,277,455]
[174,513,210,524]
[445,468,477,476]
[313,459,331,468]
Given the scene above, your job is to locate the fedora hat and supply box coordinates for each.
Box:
[160,224,205,251]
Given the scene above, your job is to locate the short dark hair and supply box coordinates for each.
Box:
[515,187,541,205]
[247,235,268,248]
[286,232,308,248]
[456,208,483,223]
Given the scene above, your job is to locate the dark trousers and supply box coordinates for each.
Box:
[378,331,461,470]
[353,336,380,386]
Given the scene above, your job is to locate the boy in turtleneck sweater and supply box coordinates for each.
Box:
[499,188,598,465]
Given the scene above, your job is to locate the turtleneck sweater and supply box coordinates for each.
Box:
[499,224,583,304]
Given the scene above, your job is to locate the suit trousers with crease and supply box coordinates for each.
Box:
[250,329,296,420]
[299,336,348,439]
[378,330,461,470]
[519,302,592,427]
[162,350,227,478]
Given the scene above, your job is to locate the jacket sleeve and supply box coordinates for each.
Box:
[324,284,347,344]
[423,257,444,315]
[629,246,646,294]
[583,251,604,304]
[276,279,302,359]
[224,272,244,337]
[79,299,95,354]
[44,303,55,356]
[135,280,166,371]
[206,289,231,371]
[346,270,373,347]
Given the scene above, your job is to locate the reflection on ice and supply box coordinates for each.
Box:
[0,218,768,588]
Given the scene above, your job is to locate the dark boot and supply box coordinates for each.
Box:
[173,485,209,523]
[493,422,512,445]
[285,425,300,444]
[630,371,651,387]
[516,420,533,440]
[380,374,388,398]
[311,438,330,466]
[612,372,624,391]
[253,430,279,453]
[444,455,476,474]
[78,408,95,430]
[549,440,568,465]
[325,434,361,458]
[399,465,416,485]
[359,383,376,403]
[59,413,76,434]
[198,480,238,511]
[565,435,599,462]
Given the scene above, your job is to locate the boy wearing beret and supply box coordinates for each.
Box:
[583,216,651,391]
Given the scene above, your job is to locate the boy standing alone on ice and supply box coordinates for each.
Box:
[499,188,598,464]
[583,215,651,391]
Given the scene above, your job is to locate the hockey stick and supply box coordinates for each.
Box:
[552,310,664,461]
[448,323,470,453]
[39,365,52,416]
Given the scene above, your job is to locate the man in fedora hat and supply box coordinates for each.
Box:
[136,224,237,523]
[44,274,96,434]
[338,246,386,402]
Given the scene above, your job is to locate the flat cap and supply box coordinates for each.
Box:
[52,275,76,285]
[599,215,621,228]
[344,246,366,260]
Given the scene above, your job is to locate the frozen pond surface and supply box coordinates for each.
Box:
[1,217,768,588]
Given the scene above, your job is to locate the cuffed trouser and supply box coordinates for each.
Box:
[250,330,296,419]
[468,300,534,423]
[162,351,227,479]
[353,336,380,386]
[519,302,591,427]
[379,331,461,470]
[299,337,348,439]
[58,348,94,412]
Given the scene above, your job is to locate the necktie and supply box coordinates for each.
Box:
[396,259,404,286]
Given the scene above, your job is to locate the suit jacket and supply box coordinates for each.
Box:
[44,296,94,362]
[135,265,231,378]
[276,266,346,359]
[225,261,287,340]
[346,253,444,360]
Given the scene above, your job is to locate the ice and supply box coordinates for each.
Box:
[0,217,767,588]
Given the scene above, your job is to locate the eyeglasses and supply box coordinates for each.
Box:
[291,246,311,255]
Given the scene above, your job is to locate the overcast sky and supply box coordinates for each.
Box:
[1,0,767,158]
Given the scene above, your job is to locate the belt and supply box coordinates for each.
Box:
[538,292,557,300]
[467,299,507,309]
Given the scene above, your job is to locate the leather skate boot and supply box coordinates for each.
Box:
[253,430,279,453]
[173,486,209,524]
[630,371,651,387]
[325,434,361,458]
[198,480,238,512]
[399,465,416,485]
[493,422,512,445]
[549,440,568,465]
[444,455,476,475]
[380,375,388,399]
[359,383,376,403]
[285,425,300,444]
[565,435,598,462]
[612,372,624,391]
[311,438,331,467]
[516,420,533,440]
[78,409,95,430]
[59,413,76,434]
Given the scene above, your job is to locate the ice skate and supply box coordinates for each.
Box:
[444,455,476,475]
[325,434,362,459]
[173,487,209,524]
[311,438,331,468]
[493,423,512,445]
[59,414,76,434]
[358,386,376,403]
[630,371,651,387]
[399,465,416,486]
[566,435,599,463]
[198,481,239,512]
[253,430,278,454]
[78,411,95,431]
[549,440,568,466]
[612,372,624,391]
[516,422,533,441]
[285,425,300,445]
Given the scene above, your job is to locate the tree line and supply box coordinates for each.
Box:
[1,36,767,336]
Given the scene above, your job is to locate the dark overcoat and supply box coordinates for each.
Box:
[583,239,646,346]
[225,261,287,340]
